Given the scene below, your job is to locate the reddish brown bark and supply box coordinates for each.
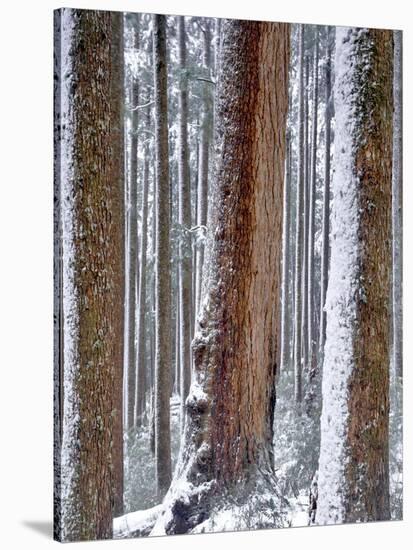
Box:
[162,19,290,534]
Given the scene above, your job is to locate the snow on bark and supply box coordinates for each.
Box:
[59,8,81,538]
[317,27,361,525]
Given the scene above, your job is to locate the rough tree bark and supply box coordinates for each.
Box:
[293,24,305,407]
[318,27,332,359]
[177,16,193,430]
[153,14,172,498]
[317,27,392,525]
[56,8,124,540]
[152,19,289,535]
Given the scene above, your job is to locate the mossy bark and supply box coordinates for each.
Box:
[345,28,393,523]
[57,8,124,540]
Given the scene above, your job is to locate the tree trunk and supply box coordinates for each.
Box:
[195,22,212,315]
[317,27,392,524]
[307,31,319,406]
[136,105,151,427]
[56,8,124,540]
[318,27,332,359]
[280,132,292,371]
[155,19,289,534]
[153,14,172,499]
[127,17,140,431]
[293,24,305,407]
[392,30,402,380]
[301,53,310,373]
[177,16,193,430]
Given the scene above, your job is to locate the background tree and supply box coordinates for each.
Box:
[177,16,193,429]
[153,13,172,499]
[56,8,124,541]
[318,27,332,359]
[293,24,305,407]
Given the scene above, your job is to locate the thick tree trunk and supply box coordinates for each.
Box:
[177,16,193,430]
[392,30,402,380]
[57,8,124,540]
[154,19,289,535]
[127,18,140,431]
[317,27,392,524]
[318,27,332,359]
[153,14,172,499]
[293,24,305,407]
[135,105,151,427]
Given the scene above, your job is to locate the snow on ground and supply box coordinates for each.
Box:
[288,491,310,527]
[114,505,163,538]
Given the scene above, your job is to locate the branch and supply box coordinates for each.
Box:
[129,99,154,112]
[195,77,216,85]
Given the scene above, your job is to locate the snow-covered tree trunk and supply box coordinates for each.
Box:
[56,8,124,540]
[307,33,319,403]
[135,104,151,427]
[177,16,193,430]
[280,132,292,372]
[153,14,172,498]
[318,27,332,360]
[317,27,393,525]
[293,24,305,406]
[392,30,402,381]
[152,19,290,534]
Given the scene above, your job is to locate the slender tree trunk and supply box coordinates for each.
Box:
[136,105,151,427]
[280,132,292,371]
[127,18,140,431]
[57,8,124,540]
[392,30,402,380]
[293,24,305,407]
[302,54,310,373]
[153,14,172,498]
[307,32,319,403]
[177,16,193,430]
[317,27,392,524]
[155,19,290,534]
[318,27,332,359]
[195,22,212,315]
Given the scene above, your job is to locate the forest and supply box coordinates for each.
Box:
[54,9,403,542]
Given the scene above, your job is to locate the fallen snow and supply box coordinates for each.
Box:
[114,505,163,538]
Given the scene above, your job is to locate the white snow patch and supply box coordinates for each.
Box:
[113,505,163,538]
